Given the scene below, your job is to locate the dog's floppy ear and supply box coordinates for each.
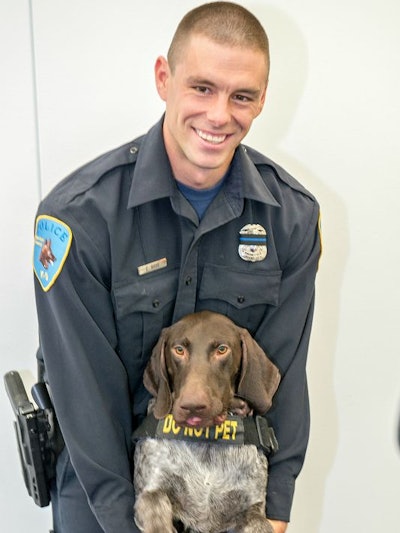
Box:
[237,328,281,415]
[143,328,173,419]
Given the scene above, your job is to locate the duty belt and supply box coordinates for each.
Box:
[132,413,278,455]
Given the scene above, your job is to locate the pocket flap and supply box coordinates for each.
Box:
[113,268,179,317]
[199,264,282,308]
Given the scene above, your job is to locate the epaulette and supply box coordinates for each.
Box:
[47,135,144,204]
[243,144,317,201]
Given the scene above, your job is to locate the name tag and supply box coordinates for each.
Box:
[137,258,167,276]
[156,414,244,445]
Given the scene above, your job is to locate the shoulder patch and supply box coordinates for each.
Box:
[33,215,73,291]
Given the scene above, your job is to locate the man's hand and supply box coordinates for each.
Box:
[268,519,288,533]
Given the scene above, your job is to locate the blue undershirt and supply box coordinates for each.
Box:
[176,178,225,220]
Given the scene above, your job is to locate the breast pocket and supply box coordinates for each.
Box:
[112,268,179,365]
[198,264,282,332]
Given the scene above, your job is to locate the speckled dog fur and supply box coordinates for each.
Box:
[133,311,280,533]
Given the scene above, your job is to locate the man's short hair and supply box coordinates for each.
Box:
[167,2,270,76]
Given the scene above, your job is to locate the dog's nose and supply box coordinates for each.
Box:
[179,400,208,414]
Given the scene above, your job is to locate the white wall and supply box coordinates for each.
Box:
[1,1,399,531]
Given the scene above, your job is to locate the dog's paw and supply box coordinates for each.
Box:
[228,397,253,417]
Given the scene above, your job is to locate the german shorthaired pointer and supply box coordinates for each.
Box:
[134,311,280,533]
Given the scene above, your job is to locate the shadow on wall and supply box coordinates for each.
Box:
[248,4,349,532]
[398,402,400,451]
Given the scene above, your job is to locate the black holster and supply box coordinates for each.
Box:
[4,370,64,507]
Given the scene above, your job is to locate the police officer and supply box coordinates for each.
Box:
[33,3,321,532]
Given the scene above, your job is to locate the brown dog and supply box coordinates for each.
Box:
[134,311,281,533]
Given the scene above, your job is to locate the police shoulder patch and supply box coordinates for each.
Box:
[33,215,73,292]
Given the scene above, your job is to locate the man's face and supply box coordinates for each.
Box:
[155,34,268,189]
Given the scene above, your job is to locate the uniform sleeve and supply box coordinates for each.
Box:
[259,200,321,522]
[34,206,140,532]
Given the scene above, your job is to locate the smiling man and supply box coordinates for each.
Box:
[33,3,321,533]
[156,32,268,189]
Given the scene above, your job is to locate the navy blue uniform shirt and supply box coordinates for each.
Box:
[34,117,321,531]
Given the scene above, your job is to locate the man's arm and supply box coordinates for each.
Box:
[257,197,321,522]
[34,207,138,532]
[269,519,288,533]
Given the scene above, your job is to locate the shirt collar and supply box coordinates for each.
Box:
[127,118,174,208]
[127,117,280,209]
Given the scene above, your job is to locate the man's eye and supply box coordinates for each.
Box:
[194,86,211,94]
[233,94,250,103]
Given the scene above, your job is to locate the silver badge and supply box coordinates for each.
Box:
[238,224,267,262]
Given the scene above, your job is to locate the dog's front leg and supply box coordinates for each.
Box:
[234,502,274,533]
[240,519,274,533]
[134,489,177,533]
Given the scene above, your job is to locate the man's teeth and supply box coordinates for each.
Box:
[196,129,226,144]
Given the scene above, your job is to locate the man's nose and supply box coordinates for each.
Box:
[206,95,231,126]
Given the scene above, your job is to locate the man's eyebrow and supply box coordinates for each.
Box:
[234,88,262,98]
[186,77,262,97]
[187,76,217,87]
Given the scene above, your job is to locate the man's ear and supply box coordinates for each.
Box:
[154,56,170,101]
[256,83,268,117]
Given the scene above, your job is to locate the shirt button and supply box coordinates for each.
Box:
[129,145,138,155]
[237,296,245,304]
[152,299,160,308]
[185,276,192,286]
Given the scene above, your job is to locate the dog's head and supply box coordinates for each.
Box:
[143,311,280,427]
[39,239,56,269]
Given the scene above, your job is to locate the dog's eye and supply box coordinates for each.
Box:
[216,345,229,355]
[173,345,186,357]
